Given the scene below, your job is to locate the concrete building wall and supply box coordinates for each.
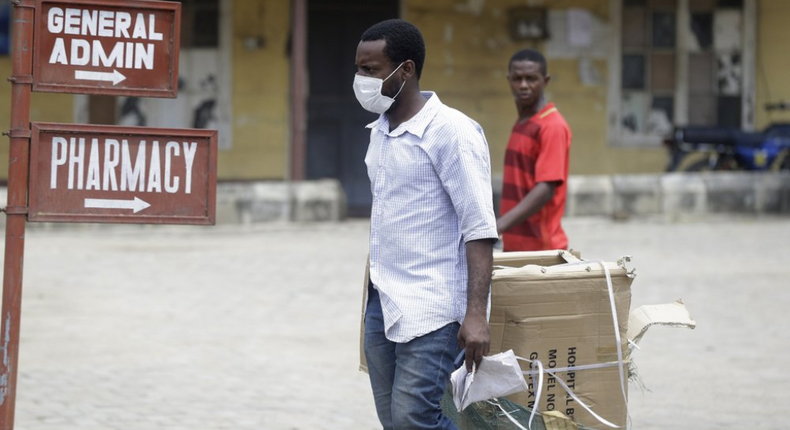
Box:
[226,0,290,180]
[404,0,666,177]
[755,0,790,130]
[0,0,786,182]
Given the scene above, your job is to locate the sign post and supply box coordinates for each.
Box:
[0,1,35,428]
[0,1,198,428]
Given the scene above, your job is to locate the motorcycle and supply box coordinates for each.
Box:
[663,102,790,172]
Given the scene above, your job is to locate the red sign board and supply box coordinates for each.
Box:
[29,123,217,225]
[32,0,181,98]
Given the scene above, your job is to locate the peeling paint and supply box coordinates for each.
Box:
[0,372,5,406]
[2,313,7,367]
[453,0,486,16]
[443,50,454,67]
[578,57,602,86]
[0,313,9,405]
[545,9,609,59]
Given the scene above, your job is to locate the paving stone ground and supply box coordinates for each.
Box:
[2,216,788,429]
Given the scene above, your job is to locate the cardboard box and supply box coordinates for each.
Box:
[359,258,370,373]
[489,257,634,429]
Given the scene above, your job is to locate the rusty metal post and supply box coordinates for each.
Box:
[0,0,34,428]
[289,0,307,182]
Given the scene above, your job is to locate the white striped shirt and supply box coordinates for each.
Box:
[365,91,498,343]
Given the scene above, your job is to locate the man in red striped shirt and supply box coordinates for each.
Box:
[497,49,572,251]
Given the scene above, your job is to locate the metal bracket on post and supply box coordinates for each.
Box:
[11,0,35,9]
[2,129,31,139]
[7,76,33,85]
[1,0,34,426]
[1,207,28,216]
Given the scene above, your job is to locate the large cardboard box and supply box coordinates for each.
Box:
[489,255,634,429]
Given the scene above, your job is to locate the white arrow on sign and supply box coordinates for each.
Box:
[75,69,127,86]
[84,197,151,214]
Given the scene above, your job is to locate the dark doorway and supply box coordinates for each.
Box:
[306,0,399,217]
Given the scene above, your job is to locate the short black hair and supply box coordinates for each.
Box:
[361,19,426,79]
[509,49,547,75]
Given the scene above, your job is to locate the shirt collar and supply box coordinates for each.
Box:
[538,102,556,117]
[365,91,442,139]
[516,102,557,126]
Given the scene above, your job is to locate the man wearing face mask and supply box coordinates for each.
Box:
[354,19,498,430]
[496,49,572,252]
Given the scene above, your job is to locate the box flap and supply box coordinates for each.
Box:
[627,300,696,344]
[494,249,581,268]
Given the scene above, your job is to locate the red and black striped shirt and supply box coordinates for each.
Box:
[500,103,572,251]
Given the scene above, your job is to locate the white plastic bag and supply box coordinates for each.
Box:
[450,349,528,412]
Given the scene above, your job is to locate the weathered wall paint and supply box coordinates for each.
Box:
[405,0,665,176]
[1,0,785,182]
[225,0,290,180]
[755,0,790,130]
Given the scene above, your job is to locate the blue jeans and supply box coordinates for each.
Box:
[364,285,460,430]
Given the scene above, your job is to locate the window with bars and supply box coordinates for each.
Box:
[177,0,220,48]
[688,0,743,127]
[611,0,751,145]
[621,0,678,137]
[0,0,9,55]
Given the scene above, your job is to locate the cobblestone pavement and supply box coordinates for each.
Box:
[3,217,789,430]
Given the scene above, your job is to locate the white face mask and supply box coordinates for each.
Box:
[353,62,406,114]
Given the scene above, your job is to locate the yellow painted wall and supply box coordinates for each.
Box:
[0,59,75,180]
[404,0,665,175]
[755,0,790,130]
[225,0,290,180]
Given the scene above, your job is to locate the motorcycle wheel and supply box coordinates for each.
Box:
[770,150,790,171]
[675,152,714,172]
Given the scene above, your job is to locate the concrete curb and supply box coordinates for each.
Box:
[561,172,790,218]
[2,179,347,229]
[215,179,346,224]
[2,172,788,229]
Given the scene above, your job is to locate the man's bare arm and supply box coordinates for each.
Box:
[457,238,494,372]
[497,181,558,235]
